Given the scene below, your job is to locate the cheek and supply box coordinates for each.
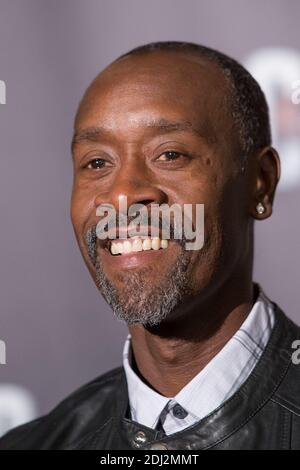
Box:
[186,183,228,266]
[70,189,81,230]
[188,212,228,294]
[70,186,92,237]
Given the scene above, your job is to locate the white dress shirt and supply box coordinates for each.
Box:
[123,285,275,436]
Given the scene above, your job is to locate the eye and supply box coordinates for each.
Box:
[86,158,108,169]
[156,151,184,162]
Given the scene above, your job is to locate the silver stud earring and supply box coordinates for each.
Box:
[256,202,265,215]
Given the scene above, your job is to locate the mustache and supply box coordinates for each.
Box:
[84,215,188,266]
[96,212,184,246]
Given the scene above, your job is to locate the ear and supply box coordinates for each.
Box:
[250,146,281,220]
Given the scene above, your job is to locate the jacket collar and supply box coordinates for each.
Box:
[70,304,297,450]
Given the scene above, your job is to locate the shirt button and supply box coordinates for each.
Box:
[172,404,188,419]
[149,443,169,450]
[132,430,148,448]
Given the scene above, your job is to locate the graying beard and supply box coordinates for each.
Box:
[84,227,192,327]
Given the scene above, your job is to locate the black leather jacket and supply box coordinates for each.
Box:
[1,303,300,450]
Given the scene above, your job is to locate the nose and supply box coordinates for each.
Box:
[94,160,167,213]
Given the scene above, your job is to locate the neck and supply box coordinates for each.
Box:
[128,278,256,397]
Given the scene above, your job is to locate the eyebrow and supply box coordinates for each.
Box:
[71,118,213,152]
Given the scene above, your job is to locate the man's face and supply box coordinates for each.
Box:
[70,52,251,326]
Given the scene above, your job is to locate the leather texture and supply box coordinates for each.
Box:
[1,303,300,450]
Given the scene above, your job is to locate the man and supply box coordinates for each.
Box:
[1,41,299,450]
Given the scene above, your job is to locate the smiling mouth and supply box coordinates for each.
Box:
[107,237,169,256]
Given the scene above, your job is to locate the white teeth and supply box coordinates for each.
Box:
[117,242,123,254]
[151,237,160,250]
[123,241,132,254]
[111,243,118,255]
[132,238,143,252]
[160,239,168,249]
[110,238,169,255]
[142,238,152,250]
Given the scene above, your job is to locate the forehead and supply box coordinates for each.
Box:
[74,52,230,142]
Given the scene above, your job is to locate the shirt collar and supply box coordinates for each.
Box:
[123,335,170,427]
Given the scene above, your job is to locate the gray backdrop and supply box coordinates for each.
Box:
[0,0,299,434]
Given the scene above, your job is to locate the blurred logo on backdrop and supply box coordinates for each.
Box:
[245,48,300,192]
[0,384,38,437]
[0,339,6,365]
[0,79,6,104]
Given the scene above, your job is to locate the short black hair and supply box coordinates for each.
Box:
[115,41,271,164]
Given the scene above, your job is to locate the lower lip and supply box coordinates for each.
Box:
[98,242,178,270]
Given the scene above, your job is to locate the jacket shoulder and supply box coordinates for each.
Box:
[0,366,126,449]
